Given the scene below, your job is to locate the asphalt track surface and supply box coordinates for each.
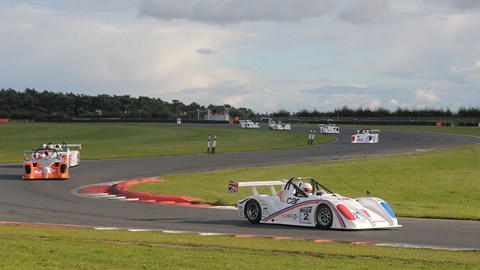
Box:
[0,125,479,250]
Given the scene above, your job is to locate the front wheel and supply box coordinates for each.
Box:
[245,200,262,224]
[316,204,333,229]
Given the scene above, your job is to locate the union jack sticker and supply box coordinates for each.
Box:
[228,181,239,193]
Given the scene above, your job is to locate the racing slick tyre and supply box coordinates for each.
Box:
[316,204,333,229]
[245,200,262,224]
[60,164,68,173]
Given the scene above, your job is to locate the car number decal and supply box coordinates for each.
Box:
[300,207,312,224]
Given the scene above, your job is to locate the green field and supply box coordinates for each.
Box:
[0,225,478,269]
[131,143,480,220]
[128,124,480,221]
[0,122,333,163]
[1,122,479,268]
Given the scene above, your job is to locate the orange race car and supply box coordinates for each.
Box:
[23,148,69,180]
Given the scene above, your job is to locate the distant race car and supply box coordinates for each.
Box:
[319,124,340,134]
[239,120,260,129]
[43,142,82,167]
[268,120,291,130]
[351,129,380,143]
[230,177,401,230]
[23,148,69,180]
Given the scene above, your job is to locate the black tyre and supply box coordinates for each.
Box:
[245,200,262,224]
[24,165,31,174]
[316,204,333,229]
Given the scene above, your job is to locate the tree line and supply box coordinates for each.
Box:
[0,88,255,121]
[1,88,478,121]
[290,106,479,118]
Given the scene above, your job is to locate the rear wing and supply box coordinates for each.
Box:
[23,148,61,159]
[43,143,82,150]
[228,179,288,196]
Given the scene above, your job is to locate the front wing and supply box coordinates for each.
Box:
[238,197,400,230]
[23,160,69,180]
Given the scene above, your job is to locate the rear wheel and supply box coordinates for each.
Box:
[245,200,262,224]
[316,204,333,229]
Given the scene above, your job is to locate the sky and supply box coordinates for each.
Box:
[1,0,479,114]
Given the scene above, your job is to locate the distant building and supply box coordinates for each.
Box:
[205,106,230,121]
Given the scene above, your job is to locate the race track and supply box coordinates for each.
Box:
[0,126,479,250]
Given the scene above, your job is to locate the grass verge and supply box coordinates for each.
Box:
[0,122,334,163]
[131,144,480,220]
[0,225,478,269]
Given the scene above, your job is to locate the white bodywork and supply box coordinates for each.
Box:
[232,177,400,230]
[268,120,291,130]
[319,124,339,134]
[239,120,260,129]
[43,142,82,167]
[351,129,380,144]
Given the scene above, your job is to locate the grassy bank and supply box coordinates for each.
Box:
[0,225,478,269]
[131,143,480,220]
[0,122,333,163]
[1,124,478,268]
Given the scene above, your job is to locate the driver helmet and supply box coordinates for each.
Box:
[302,183,313,195]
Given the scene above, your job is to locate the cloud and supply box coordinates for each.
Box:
[139,0,335,24]
[389,98,399,107]
[416,89,440,104]
[1,1,479,114]
[424,0,480,11]
[196,48,218,55]
[340,0,389,24]
[450,60,480,77]
[369,98,381,108]
[300,85,385,110]
[302,85,368,94]
[0,3,246,97]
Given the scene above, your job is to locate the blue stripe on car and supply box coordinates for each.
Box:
[380,201,396,218]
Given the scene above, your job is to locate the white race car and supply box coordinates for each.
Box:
[319,124,339,134]
[239,120,260,129]
[231,177,400,230]
[43,142,82,167]
[351,129,380,143]
[268,120,291,130]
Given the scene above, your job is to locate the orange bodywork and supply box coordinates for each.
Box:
[23,160,69,180]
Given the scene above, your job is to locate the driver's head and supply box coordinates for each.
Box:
[302,183,313,195]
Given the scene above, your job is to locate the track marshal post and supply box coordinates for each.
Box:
[211,134,217,154]
[207,135,211,154]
